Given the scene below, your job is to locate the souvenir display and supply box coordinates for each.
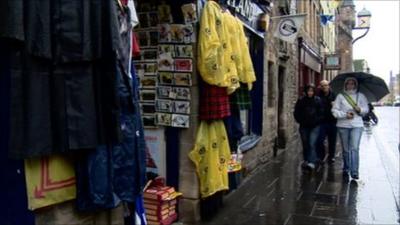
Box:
[135,2,194,128]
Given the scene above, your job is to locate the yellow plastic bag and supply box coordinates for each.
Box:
[189,120,231,198]
[25,155,76,210]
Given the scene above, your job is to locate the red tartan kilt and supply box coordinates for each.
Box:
[199,83,231,120]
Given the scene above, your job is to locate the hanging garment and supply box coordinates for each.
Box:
[7,0,122,158]
[223,104,244,152]
[0,42,35,225]
[234,17,256,90]
[189,120,231,198]
[75,65,147,211]
[199,82,231,120]
[197,1,239,92]
[0,0,24,41]
[230,84,252,110]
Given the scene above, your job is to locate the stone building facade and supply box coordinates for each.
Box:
[337,0,356,73]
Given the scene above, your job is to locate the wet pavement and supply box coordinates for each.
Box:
[199,107,400,225]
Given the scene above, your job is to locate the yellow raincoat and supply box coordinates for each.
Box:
[197,1,239,93]
[223,12,256,91]
[234,17,256,90]
[189,121,231,198]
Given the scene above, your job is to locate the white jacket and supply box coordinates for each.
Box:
[332,92,369,128]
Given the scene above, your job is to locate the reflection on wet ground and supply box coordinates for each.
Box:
[200,129,400,225]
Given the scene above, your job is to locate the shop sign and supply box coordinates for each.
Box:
[324,54,341,70]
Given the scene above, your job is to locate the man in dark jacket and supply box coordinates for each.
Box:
[294,84,323,170]
[316,80,337,164]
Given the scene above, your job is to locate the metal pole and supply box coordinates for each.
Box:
[352,28,370,44]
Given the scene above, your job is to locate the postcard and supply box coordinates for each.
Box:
[158,53,174,71]
[139,76,157,88]
[158,44,175,57]
[170,24,185,43]
[174,59,192,72]
[142,49,158,61]
[158,24,172,43]
[157,4,173,23]
[140,90,156,102]
[142,114,157,128]
[173,73,192,86]
[156,113,172,126]
[156,99,173,113]
[143,63,158,75]
[158,72,174,85]
[137,31,149,47]
[175,45,193,58]
[173,101,190,114]
[141,103,156,114]
[182,24,195,43]
[149,31,159,46]
[173,87,191,100]
[181,4,198,24]
[171,114,190,128]
[157,86,172,99]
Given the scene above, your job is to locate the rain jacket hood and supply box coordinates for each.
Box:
[344,77,358,94]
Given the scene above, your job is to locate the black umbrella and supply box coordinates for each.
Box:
[330,72,390,102]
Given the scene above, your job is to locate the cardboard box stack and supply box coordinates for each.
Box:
[143,184,181,225]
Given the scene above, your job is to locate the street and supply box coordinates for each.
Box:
[200,106,400,225]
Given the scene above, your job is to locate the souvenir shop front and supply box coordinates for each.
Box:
[0,0,269,224]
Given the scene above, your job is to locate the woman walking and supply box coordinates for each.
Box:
[332,77,368,180]
[294,84,323,170]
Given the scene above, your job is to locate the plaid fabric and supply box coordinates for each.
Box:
[199,83,231,120]
[230,84,252,110]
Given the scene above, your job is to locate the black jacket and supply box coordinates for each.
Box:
[294,96,324,128]
[318,90,337,123]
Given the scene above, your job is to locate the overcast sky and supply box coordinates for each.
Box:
[352,0,400,83]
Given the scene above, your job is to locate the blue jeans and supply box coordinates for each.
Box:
[337,127,363,176]
[316,122,337,160]
[299,126,320,164]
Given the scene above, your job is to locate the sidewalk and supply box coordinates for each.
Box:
[199,131,400,225]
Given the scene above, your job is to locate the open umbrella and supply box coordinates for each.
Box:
[330,72,390,102]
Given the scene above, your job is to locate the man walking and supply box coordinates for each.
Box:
[317,80,337,164]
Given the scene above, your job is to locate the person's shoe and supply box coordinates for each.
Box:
[328,158,335,164]
[301,161,309,168]
[307,162,316,170]
[351,174,359,180]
